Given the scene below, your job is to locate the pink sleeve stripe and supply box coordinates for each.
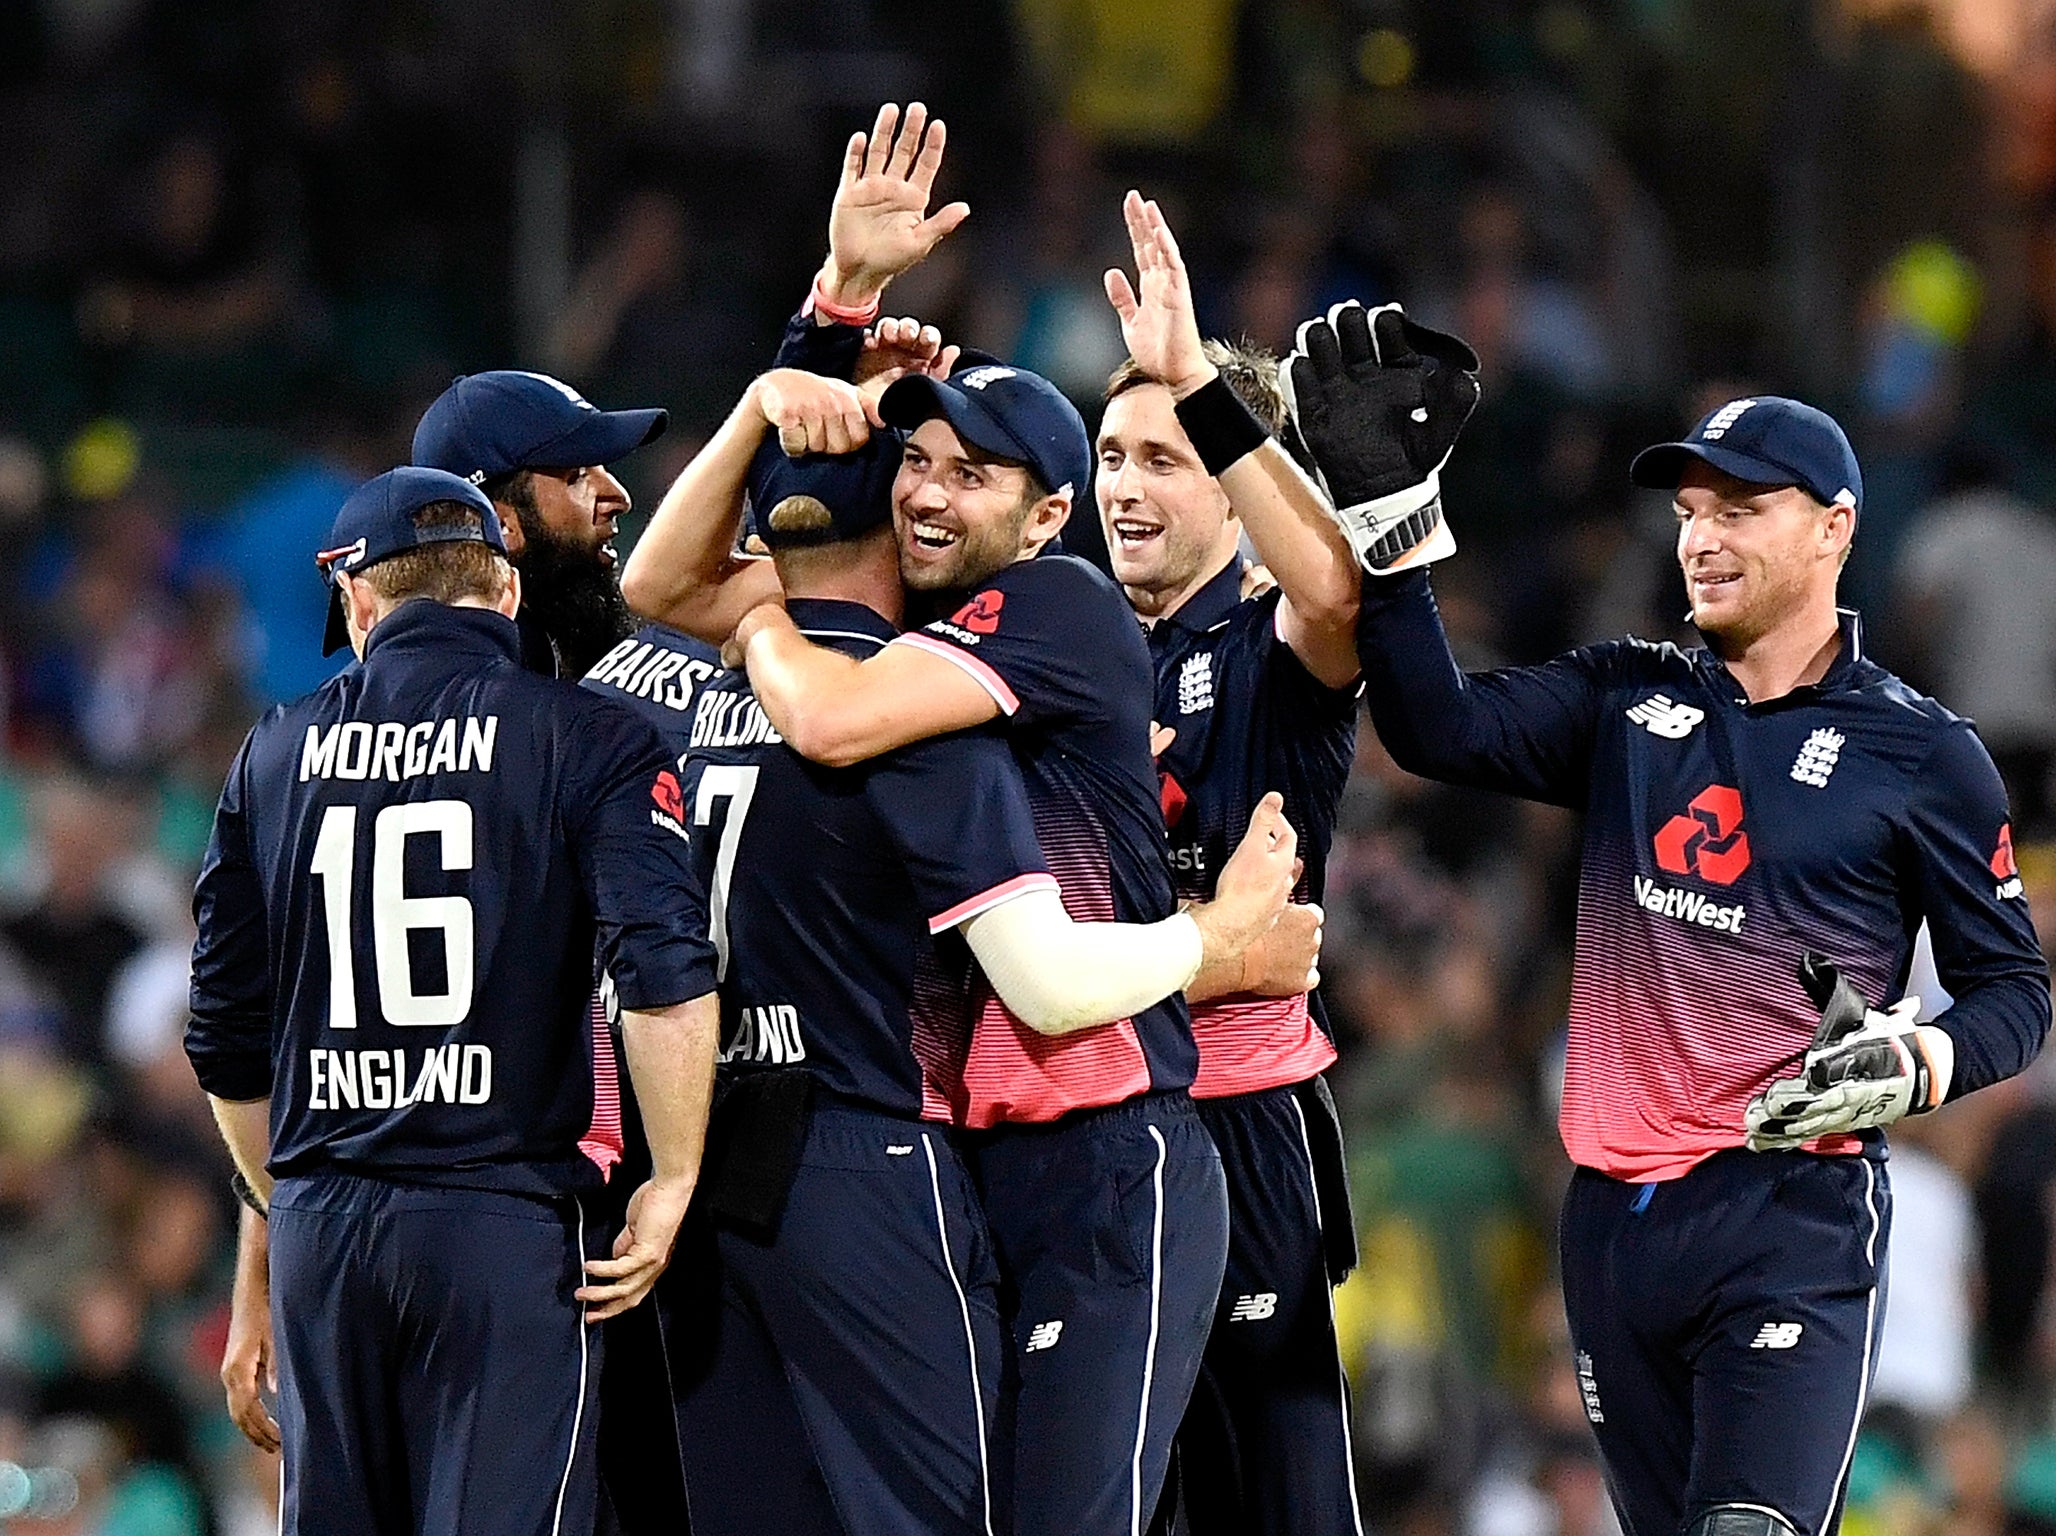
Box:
[890,632,1022,715]
[929,872,1060,934]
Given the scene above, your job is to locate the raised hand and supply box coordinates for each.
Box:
[822,103,971,311]
[1103,190,1216,398]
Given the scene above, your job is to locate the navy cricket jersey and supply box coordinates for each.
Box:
[187,603,718,1197]
[895,552,1196,1125]
[581,623,724,743]
[1357,571,2050,1180]
[1147,559,1359,1099]
[577,621,724,1174]
[678,598,1057,1119]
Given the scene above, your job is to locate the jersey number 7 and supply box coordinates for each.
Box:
[309,800,475,1029]
[693,764,758,983]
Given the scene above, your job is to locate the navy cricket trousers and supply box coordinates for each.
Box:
[1162,1083,1363,1536]
[675,1102,1004,1536]
[973,1092,1230,1536]
[1559,1149,1891,1536]
[269,1174,604,1536]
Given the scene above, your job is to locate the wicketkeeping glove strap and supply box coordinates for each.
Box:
[1330,474,1458,574]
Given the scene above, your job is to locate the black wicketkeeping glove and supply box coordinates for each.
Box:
[1279,301,1481,574]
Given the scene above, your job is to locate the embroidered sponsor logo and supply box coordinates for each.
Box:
[1625,693,1705,740]
[1631,875,1746,934]
[650,770,690,841]
[1576,1351,1604,1423]
[1790,727,1844,788]
[1229,1293,1278,1322]
[1750,1322,1804,1350]
[1024,1320,1064,1353]
[1159,771,1188,830]
[951,590,1005,635]
[957,365,1017,391]
[1700,398,1758,441]
[1994,824,2025,900]
[1653,784,1751,885]
[1177,652,1215,715]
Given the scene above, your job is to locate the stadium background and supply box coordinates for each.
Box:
[0,0,2053,1531]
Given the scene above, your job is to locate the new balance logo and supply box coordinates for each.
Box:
[1790,728,1844,789]
[1575,1351,1604,1423]
[1626,694,1705,740]
[1750,1322,1803,1350]
[957,365,1017,391]
[1177,653,1215,715]
[1024,1320,1064,1352]
[1229,1293,1278,1322]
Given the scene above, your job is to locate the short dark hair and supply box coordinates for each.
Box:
[479,467,537,518]
[1104,338,1287,435]
[361,502,511,605]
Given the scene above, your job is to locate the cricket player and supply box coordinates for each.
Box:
[411,367,736,1532]
[217,381,724,1536]
[1098,192,1367,1536]
[648,436,1294,1536]
[1292,308,2051,1536]
[413,368,668,679]
[187,467,722,1536]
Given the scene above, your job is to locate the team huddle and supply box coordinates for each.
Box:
[184,103,2048,1536]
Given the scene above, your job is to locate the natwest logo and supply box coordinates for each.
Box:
[1994,823,2025,900]
[951,590,1005,635]
[1653,784,1751,885]
[1632,875,1746,934]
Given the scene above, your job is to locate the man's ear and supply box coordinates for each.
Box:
[496,565,522,620]
[492,501,526,558]
[1823,502,1855,563]
[1023,491,1072,556]
[342,572,382,657]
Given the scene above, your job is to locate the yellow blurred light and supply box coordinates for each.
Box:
[1888,240,1982,345]
[1358,29,1416,90]
[62,418,141,503]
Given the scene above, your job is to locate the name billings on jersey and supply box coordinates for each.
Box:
[1631,875,1746,934]
[299,716,498,783]
[307,1044,493,1109]
[689,692,782,750]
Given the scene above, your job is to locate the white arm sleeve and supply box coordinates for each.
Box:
[959,887,1203,1037]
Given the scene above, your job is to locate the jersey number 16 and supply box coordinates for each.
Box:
[309,800,475,1029]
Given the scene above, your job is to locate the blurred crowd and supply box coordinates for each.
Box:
[1,0,2054,1532]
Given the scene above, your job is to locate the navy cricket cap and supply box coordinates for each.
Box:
[1630,396,1863,519]
[412,371,667,484]
[746,435,898,551]
[317,467,508,656]
[880,363,1092,506]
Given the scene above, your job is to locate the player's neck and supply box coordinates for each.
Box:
[1713,602,1842,703]
[1130,546,1239,626]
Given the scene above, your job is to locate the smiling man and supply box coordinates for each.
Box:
[1315,358,2050,1536]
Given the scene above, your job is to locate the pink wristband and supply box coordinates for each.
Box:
[808,274,881,327]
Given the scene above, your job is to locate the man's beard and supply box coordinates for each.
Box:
[512,520,637,678]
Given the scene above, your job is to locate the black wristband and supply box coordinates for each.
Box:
[231,1170,268,1219]
[1174,375,1270,477]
